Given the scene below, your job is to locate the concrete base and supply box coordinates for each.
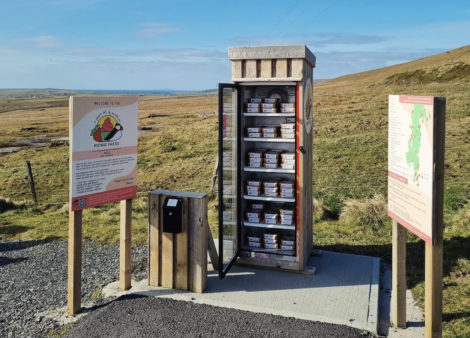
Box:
[115,251,380,334]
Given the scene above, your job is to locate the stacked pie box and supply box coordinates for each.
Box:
[280,236,295,250]
[247,149,267,168]
[280,122,295,139]
[246,98,261,113]
[261,98,279,113]
[280,102,295,113]
[263,150,282,169]
[280,152,295,171]
[262,178,280,196]
[263,233,279,249]
[279,204,295,225]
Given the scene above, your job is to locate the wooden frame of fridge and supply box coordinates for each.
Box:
[216,45,315,277]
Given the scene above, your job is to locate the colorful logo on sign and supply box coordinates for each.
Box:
[90,113,124,142]
[303,80,313,134]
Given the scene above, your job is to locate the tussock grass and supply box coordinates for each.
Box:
[0,197,26,213]
[339,194,389,229]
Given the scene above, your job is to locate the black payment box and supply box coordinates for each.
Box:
[162,196,183,234]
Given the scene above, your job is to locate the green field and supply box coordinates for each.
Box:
[1,45,470,337]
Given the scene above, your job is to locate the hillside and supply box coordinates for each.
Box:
[317,44,470,91]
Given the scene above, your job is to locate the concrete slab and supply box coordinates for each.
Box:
[116,251,380,334]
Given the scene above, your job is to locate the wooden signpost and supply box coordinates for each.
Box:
[68,96,138,315]
[388,95,446,338]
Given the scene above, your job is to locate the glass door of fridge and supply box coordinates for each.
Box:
[218,83,240,279]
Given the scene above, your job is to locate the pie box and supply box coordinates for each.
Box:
[263,179,280,188]
[264,218,278,224]
[281,163,295,170]
[248,98,262,103]
[279,181,295,189]
[264,187,279,194]
[248,132,262,138]
[249,162,263,168]
[247,190,261,196]
[286,117,295,123]
[252,203,265,210]
[263,98,279,104]
[263,210,279,219]
[280,123,295,129]
[280,103,295,108]
[264,243,279,249]
[248,149,267,158]
[280,207,295,215]
[246,103,260,108]
[246,186,260,193]
[280,191,294,198]
[247,234,262,242]
[246,127,262,133]
[248,216,262,223]
[261,108,278,113]
[247,180,262,186]
[264,151,282,159]
[264,191,279,197]
[262,126,279,133]
[249,157,263,163]
[281,107,296,113]
[263,163,278,169]
[281,237,295,245]
[249,241,262,248]
[246,210,263,218]
[280,133,295,139]
[282,159,295,165]
[281,245,294,250]
[280,214,294,221]
[264,233,278,240]
[263,237,277,244]
[264,158,279,164]
[281,153,295,160]
[279,219,294,225]
[280,188,295,194]
[246,107,260,113]
[262,133,278,138]
[260,103,277,109]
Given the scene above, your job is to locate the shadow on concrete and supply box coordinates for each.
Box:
[0,256,28,267]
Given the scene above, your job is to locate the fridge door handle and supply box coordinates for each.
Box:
[212,174,218,193]
[299,146,306,154]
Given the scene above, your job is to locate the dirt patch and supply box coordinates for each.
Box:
[0,136,68,153]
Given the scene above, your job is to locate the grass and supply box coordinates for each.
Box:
[0,45,470,336]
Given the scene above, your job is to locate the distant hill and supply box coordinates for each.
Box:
[317,45,470,91]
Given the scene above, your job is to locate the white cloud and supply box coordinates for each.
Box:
[135,23,178,38]
[124,48,226,59]
[0,45,20,54]
[22,36,62,49]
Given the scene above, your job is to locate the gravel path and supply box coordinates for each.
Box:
[65,295,375,338]
[0,240,148,338]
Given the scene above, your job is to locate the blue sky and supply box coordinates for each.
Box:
[0,0,469,90]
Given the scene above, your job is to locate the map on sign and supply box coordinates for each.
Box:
[388,95,434,243]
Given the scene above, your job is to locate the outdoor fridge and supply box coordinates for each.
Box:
[213,45,315,278]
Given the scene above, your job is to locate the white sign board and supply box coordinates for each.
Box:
[388,95,435,243]
[69,96,138,211]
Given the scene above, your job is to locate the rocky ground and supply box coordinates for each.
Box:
[0,239,148,337]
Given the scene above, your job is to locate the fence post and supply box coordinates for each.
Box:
[24,161,38,204]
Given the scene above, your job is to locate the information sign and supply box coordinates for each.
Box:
[69,96,138,211]
[388,95,435,243]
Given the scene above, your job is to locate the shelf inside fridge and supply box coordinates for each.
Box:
[241,245,296,256]
[244,221,295,230]
[243,113,295,117]
[243,167,295,173]
[244,138,295,143]
[244,195,295,202]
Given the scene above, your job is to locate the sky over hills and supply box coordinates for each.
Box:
[0,0,469,90]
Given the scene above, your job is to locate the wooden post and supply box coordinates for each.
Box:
[120,199,132,291]
[68,210,82,315]
[425,97,445,338]
[148,194,161,286]
[392,220,407,328]
[25,161,38,204]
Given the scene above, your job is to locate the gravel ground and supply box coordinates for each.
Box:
[65,295,375,338]
[0,239,148,338]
